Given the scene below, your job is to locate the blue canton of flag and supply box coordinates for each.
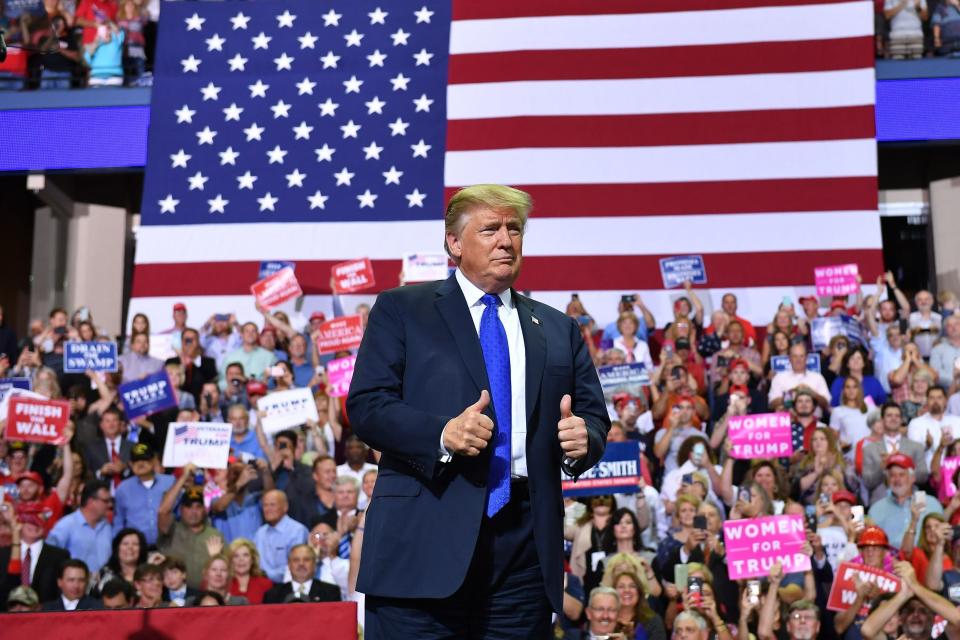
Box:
[142,0,449,225]
[175,424,199,441]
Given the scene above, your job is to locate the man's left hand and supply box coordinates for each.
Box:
[558,394,588,459]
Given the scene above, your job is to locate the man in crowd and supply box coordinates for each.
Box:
[118,331,164,383]
[100,579,134,609]
[287,334,314,388]
[83,407,132,493]
[9,426,73,533]
[165,327,217,405]
[867,453,941,547]
[158,470,224,589]
[46,481,112,574]
[336,435,377,485]
[718,293,758,347]
[41,559,101,611]
[931,315,960,387]
[198,381,226,422]
[262,544,340,603]
[113,443,174,546]
[862,403,928,504]
[0,505,70,605]
[653,395,703,477]
[210,458,272,543]
[254,489,307,582]
[227,404,265,460]
[201,313,242,370]
[271,429,313,497]
[563,586,621,639]
[861,562,960,640]
[220,321,277,389]
[7,586,41,613]
[906,385,960,467]
[769,342,831,411]
[160,302,189,346]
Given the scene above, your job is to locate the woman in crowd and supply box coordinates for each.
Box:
[227,538,273,605]
[133,563,169,608]
[792,427,856,505]
[653,494,701,578]
[600,509,661,597]
[94,528,147,595]
[194,554,248,606]
[900,509,953,581]
[570,495,615,592]
[821,335,851,389]
[761,308,801,364]
[829,377,872,455]
[901,369,936,422]
[612,311,654,370]
[888,342,937,405]
[613,569,668,640]
[762,329,793,381]
[830,346,886,407]
[719,458,787,516]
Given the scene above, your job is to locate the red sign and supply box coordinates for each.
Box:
[5,397,71,445]
[826,562,900,615]
[331,258,376,294]
[250,267,302,309]
[315,316,364,355]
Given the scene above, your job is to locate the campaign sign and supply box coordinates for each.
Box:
[315,315,364,355]
[770,354,822,374]
[811,316,863,352]
[403,253,449,282]
[815,264,859,297]
[0,388,44,423]
[0,377,32,393]
[827,562,900,615]
[161,422,232,470]
[723,515,811,580]
[4,0,46,19]
[598,364,650,400]
[258,260,295,280]
[119,370,178,420]
[64,341,119,373]
[327,355,356,398]
[562,441,640,497]
[5,396,71,445]
[250,267,303,309]
[939,457,960,502]
[258,387,320,435]
[332,258,376,294]
[659,255,707,289]
[728,412,794,459]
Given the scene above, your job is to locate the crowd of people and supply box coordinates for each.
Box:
[3,268,960,640]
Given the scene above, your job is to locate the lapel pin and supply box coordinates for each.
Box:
[532,316,540,325]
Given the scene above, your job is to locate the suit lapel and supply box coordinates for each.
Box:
[514,293,545,426]
[435,275,490,395]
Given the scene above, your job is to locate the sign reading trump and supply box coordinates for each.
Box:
[162,422,232,469]
[119,370,178,420]
[727,412,794,459]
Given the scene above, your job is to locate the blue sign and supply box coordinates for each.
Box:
[659,255,707,289]
[598,363,650,400]
[0,378,32,393]
[811,316,863,352]
[64,341,119,373]
[562,441,640,498]
[258,261,296,279]
[119,370,178,420]
[4,0,45,19]
[770,353,822,374]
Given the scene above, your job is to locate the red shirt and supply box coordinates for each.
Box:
[6,491,64,535]
[75,0,118,44]
[230,575,274,604]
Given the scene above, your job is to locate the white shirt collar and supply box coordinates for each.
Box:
[293,579,312,594]
[21,539,42,561]
[62,595,80,610]
[455,269,513,311]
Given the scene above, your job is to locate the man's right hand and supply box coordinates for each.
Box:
[442,391,494,456]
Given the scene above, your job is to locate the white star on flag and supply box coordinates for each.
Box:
[413,94,434,112]
[334,167,355,186]
[196,127,217,145]
[308,191,329,209]
[258,192,279,211]
[343,76,363,94]
[188,171,209,190]
[230,12,250,30]
[318,98,339,117]
[274,53,294,71]
[389,118,409,136]
[365,96,386,115]
[369,7,388,24]
[219,147,240,165]
[237,171,257,189]
[285,169,307,187]
[320,51,340,69]
[158,194,179,213]
[383,166,403,185]
[413,49,434,66]
[390,73,410,91]
[200,82,221,101]
[243,122,265,141]
[267,145,288,164]
[391,29,410,46]
[314,144,335,162]
[170,149,191,168]
[271,100,292,119]
[205,33,225,51]
[208,194,229,213]
[185,13,205,31]
[181,55,201,72]
[340,120,361,138]
[251,32,271,50]
[357,190,378,208]
[175,105,196,123]
[292,121,314,140]
[363,141,384,160]
[248,80,269,98]
[222,103,243,121]
[414,6,434,23]
[276,10,296,28]
[406,188,427,207]
[322,10,342,27]
[227,54,248,71]
[298,32,318,49]
[367,50,387,67]
[344,29,364,47]
[411,139,431,157]
[296,77,316,95]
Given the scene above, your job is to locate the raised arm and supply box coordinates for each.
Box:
[684,281,705,327]
[158,463,196,535]
[53,424,76,503]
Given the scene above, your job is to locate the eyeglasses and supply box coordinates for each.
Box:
[790,613,818,622]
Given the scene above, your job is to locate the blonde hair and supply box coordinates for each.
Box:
[443,184,532,261]
[227,538,265,578]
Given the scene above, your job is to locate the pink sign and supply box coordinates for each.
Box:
[939,457,960,502]
[723,515,811,580]
[250,267,302,309]
[727,412,794,460]
[326,356,356,398]
[814,263,859,297]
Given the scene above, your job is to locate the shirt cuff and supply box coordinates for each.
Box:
[561,456,578,477]
[438,430,452,464]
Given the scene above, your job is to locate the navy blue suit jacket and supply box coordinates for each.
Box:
[346,274,610,612]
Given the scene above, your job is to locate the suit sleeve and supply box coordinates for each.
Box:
[561,317,611,478]
[347,291,452,479]
[862,444,883,490]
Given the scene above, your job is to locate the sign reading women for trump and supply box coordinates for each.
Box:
[815,263,859,297]
[724,515,810,580]
[315,316,364,354]
[250,266,303,309]
[727,412,794,459]
[119,370,178,420]
[64,341,119,373]
[939,457,960,502]
[326,356,356,398]
[161,422,232,469]
[332,258,376,294]
[258,388,320,435]
[562,441,640,497]
[5,397,71,445]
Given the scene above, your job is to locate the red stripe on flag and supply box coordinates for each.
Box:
[442,178,878,217]
[452,0,854,20]
[131,249,883,297]
[448,38,874,84]
[446,107,876,150]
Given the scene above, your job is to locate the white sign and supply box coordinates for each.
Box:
[258,387,319,435]
[161,422,232,469]
[402,252,449,283]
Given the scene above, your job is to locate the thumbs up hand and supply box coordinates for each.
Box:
[442,390,495,457]
[558,394,588,460]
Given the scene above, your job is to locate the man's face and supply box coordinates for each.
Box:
[335,484,358,511]
[887,327,903,349]
[607,425,626,442]
[888,465,913,497]
[181,331,199,356]
[241,323,259,346]
[102,592,129,609]
[947,318,960,340]
[879,300,897,322]
[289,335,307,359]
[131,459,154,479]
[345,440,366,464]
[674,401,695,427]
[789,345,807,373]
[289,547,317,584]
[928,390,946,415]
[586,594,619,635]
[722,294,737,316]
[728,323,744,345]
[180,502,206,527]
[17,478,40,502]
[261,492,287,525]
[902,599,934,639]
[916,291,934,312]
[58,567,88,600]
[616,401,639,426]
[19,521,43,545]
[101,413,122,439]
[87,488,111,520]
[276,436,295,461]
[802,299,819,317]
[131,334,149,355]
[313,459,337,489]
[883,407,903,434]
[259,331,276,350]
[174,309,187,325]
[446,206,523,294]
[136,572,163,601]
[794,395,814,417]
[786,608,820,640]
[50,311,68,329]
[228,408,248,435]
[310,523,336,556]
[8,451,27,474]
[674,617,706,640]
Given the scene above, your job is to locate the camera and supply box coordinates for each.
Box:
[716,356,728,368]
[693,515,707,531]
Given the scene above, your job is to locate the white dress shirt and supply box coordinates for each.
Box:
[20,540,43,583]
[291,579,313,598]
[62,595,80,610]
[318,556,350,599]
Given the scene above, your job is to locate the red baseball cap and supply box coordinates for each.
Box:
[829,300,847,311]
[832,490,857,505]
[17,511,45,529]
[729,384,750,397]
[799,296,818,305]
[885,452,915,470]
[15,471,44,487]
[173,302,187,312]
[729,358,749,372]
[246,381,268,397]
[309,311,326,322]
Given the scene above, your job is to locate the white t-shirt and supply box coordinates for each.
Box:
[336,462,378,486]
[885,0,927,34]
[829,406,872,452]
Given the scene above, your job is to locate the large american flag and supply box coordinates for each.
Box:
[131,0,882,327]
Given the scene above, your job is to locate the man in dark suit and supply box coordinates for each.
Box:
[165,327,218,406]
[263,544,340,603]
[41,559,101,611]
[82,406,133,491]
[347,184,610,637]
[0,509,70,608]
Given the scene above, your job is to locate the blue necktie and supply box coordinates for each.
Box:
[479,293,511,518]
[338,533,351,559]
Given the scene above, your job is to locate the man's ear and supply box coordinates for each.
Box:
[446,232,462,260]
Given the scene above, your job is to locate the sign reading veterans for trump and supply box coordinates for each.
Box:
[728,412,794,459]
[811,316,863,351]
[770,353,821,374]
[251,266,303,309]
[659,255,707,289]
[332,258,376,294]
[815,263,859,297]
[119,370,178,420]
[597,364,650,400]
[327,355,357,398]
[162,422,232,469]
[5,396,71,445]
[258,261,296,280]
[64,341,119,373]
[827,562,900,614]
[258,387,320,435]
[315,315,364,355]
[562,441,640,497]
[724,515,811,580]
[403,253,449,283]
